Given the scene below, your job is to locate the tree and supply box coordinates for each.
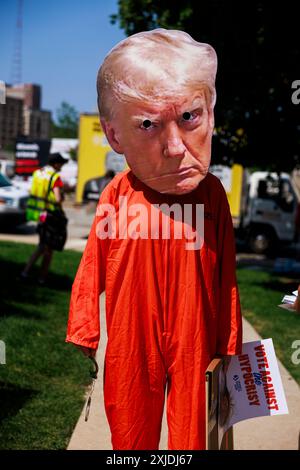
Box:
[51,101,79,138]
[111,1,300,171]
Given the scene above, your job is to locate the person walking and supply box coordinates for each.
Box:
[21,152,68,285]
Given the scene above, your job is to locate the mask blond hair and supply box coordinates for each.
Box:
[97,28,217,121]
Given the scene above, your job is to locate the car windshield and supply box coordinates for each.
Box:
[0,173,12,188]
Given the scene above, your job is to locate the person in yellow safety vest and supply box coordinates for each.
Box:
[21,153,68,285]
[26,166,62,221]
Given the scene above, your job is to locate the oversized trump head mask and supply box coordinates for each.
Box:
[97,29,217,195]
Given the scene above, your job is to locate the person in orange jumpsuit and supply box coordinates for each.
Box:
[66,29,242,450]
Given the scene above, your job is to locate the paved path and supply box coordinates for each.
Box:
[0,205,94,252]
[67,297,300,450]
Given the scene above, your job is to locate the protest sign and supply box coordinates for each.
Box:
[206,339,288,449]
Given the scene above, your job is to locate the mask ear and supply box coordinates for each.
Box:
[100,118,124,154]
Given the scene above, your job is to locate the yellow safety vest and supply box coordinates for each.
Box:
[26,166,61,222]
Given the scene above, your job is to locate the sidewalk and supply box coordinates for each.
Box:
[67,295,300,450]
[0,205,94,252]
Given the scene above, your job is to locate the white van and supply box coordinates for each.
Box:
[210,164,299,254]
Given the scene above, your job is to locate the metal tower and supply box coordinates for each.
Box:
[11,0,23,85]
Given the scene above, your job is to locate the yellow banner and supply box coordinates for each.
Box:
[76,114,126,203]
[227,164,243,218]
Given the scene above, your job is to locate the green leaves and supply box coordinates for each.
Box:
[51,101,79,139]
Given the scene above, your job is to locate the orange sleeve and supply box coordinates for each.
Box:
[65,189,111,350]
[216,182,243,356]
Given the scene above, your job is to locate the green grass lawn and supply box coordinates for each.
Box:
[0,241,93,450]
[237,266,300,385]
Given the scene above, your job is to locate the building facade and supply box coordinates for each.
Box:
[0,96,23,148]
[0,83,52,149]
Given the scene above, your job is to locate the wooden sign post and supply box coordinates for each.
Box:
[205,358,234,450]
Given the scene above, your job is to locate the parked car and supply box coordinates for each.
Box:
[82,171,115,203]
[0,173,29,227]
[0,159,15,179]
[11,174,32,193]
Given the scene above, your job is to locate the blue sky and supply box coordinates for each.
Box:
[0,0,126,120]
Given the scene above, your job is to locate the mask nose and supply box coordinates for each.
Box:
[163,124,186,158]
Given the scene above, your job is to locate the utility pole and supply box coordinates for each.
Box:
[11,0,23,85]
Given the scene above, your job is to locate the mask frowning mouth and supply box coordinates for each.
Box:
[144,166,199,182]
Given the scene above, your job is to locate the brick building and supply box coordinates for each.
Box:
[0,96,23,148]
[0,83,51,148]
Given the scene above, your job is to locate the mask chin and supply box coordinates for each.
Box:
[149,182,198,196]
[161,186,195,195]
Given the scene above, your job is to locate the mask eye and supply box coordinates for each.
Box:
[181,110,202,126]
[182,111,192,121]
[141,119,153,129]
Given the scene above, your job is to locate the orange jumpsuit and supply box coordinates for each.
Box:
[66,170,242,450]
